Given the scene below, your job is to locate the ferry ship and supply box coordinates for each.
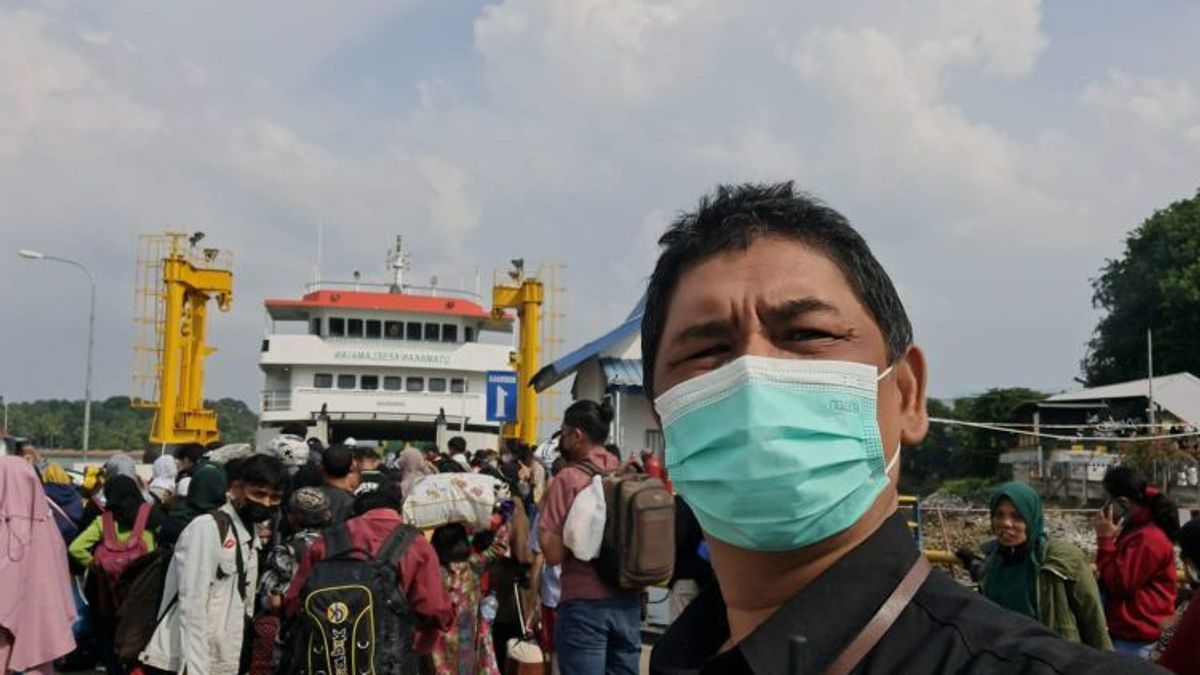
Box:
[257,237,515,449]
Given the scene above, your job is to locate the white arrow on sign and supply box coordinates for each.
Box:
[494,385,509,419]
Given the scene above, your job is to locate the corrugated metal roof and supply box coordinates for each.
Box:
[601,358,643,391]
[531,297,644,392]
[1047,372,1200,425]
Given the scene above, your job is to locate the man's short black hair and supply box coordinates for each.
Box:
[641,181,913,397]
[353,480,402,516]
[353,445,382,462]
[234,454,287,491]
[280,422,308,437]
[174,443,207,463]
[322,444,355,479]
[447,436,467,454]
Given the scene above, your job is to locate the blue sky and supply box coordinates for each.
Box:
[2,0,1198,414]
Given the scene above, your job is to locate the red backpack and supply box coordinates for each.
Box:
[93,502,152,616]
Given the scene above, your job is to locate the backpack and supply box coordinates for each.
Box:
[575,462,675,591]
[93,502,152,616]
[113,510,241,664]
[281,523,419,675]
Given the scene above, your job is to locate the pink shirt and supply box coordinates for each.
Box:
[539,447,634,602]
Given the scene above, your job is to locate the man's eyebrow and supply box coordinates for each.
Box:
[761,297,841,324]
[671,319,731,346]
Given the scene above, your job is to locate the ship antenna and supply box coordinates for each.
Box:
[388,235,409,293]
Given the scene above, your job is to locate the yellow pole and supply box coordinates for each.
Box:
[187,291,208,417]
[517,280,542,446]
[155,255,184,444]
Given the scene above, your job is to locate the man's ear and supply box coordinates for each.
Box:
[897,345,929,447]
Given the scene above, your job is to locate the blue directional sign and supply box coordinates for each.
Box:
[486,370,519,422]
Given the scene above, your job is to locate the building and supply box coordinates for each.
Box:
[531,298,662,458]
[1001,372,1200,502]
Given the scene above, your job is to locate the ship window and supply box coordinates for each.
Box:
[465,327,475,343]
[424,323,440,341]
[429,377,447,393]
[361,375,379,391]
[385,321,404,340]
[329,318,345,337]
[450,378,466,394]
[314,373,333,389]
[347,319,364,338]
[366,320,382,339]
[337,374,357,390]
[406,377,425,393]
[310,318,322,336]
[383,376,403,391]
[406,322,422,340]
[442,324,458,343]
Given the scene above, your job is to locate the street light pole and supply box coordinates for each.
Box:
[18,250,96,462]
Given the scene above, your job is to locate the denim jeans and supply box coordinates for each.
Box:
[555,594,641,675]
[1112,638,1154,659]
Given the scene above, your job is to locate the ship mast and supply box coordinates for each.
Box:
[388,235,409,293]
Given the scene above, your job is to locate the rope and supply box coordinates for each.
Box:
[929,417,1200,443]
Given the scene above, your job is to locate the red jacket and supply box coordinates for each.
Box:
[1096,517,1177,642]
[284,508,453,652]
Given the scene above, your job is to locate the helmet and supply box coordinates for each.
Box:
[266,434,308,468]
[344,437,358,448]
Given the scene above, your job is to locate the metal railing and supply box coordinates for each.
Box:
[261,390,292,412]
[303,280,483,303]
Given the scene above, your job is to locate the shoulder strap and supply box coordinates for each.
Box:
[324,522,354,558]
[378,525,417,568]
[211,511,248,601]
[575,461,605,478]
[129,502,152,541]
[822,556,931,675]
[46,496,74,525]
[101,510,119,548]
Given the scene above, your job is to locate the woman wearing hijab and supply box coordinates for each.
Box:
[158,461,227,546]
[0,457,77,674]
[68,475,161,675]
[148,454,178,505]
[41,462,83,544]
[979,481,1111,649]
[398,445,435,499]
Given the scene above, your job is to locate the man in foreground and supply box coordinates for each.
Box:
[644,182,1159,674]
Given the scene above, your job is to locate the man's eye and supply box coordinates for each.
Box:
[787,329,836,342]
[688,344,729,361]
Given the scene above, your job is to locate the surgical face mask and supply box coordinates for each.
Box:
[236,499,278,525]
[656,355,899,552]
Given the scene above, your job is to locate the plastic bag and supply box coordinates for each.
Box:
[401,473,509,529]
[563,475,606,561]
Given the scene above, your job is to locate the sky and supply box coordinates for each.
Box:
[2,0,1199,411]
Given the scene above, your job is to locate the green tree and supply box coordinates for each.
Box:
[1084,190,1200,385]
[901,398,956,494]
[950,387,1047,478]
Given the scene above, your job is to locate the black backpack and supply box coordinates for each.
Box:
[281,523,419,675]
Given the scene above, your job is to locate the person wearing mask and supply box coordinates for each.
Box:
[1095,465,1180,658]
[517,445,546,509]
[284,482,454,658]
[148,455,179,506]
[977,482,1110,649]
[643,182,1151,674]
[254,487,332,674]
[353,444,388,495]
[172,443,207,500]
[159,461,228,547]
[318,443,359,524]
[0,457,77,674]
[538,399,640,675]
[140,454,287,675]
[41,462,83,544]
[1153,516,1200,673]
[68,475,160,675]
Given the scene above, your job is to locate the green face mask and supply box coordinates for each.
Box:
[656,356,898,552]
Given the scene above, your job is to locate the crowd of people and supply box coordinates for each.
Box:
[0,412,688,675]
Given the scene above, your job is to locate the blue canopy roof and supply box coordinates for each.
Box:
[531,297,644,392]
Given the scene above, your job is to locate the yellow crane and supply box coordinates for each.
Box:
[132,232,233,445]
[492,259,544,446]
